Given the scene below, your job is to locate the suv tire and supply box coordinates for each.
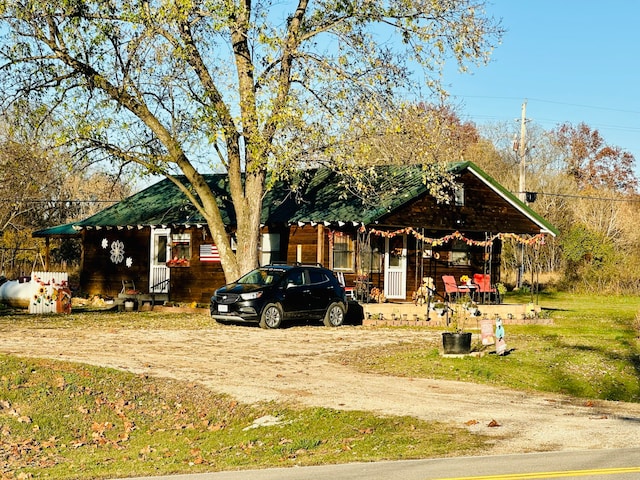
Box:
[323,302,346,327]
[259,303,283,329]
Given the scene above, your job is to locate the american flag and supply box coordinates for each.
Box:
[199,244,220,262]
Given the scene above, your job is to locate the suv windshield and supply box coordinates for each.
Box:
[236,268,284,285]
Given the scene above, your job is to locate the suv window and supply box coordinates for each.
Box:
[287,270,305,286]
[308,270,328,285]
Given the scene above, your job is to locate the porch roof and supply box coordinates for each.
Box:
[32,222,81,238]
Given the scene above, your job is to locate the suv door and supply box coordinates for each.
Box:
[279,268,309,318]
[306,269,333,318]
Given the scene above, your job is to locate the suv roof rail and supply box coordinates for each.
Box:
[292,262,324,267]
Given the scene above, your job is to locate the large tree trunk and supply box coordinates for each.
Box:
[232,170,265,281]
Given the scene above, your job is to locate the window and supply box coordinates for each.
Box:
[359,240,383,273]
[333,232,354,271]
[388,236,405,267]
[287,270,304,286]
[451,239,470,265]
[454,186,465,206]
[261,233,281,265]
[156,235,168,263]
[309,270,329,285]
[168,233,191,267]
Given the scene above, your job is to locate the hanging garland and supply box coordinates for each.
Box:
[360,226,547,247]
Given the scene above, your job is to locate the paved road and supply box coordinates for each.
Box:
[118,448,640,480]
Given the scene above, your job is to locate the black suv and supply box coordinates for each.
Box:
[210,264,348,328]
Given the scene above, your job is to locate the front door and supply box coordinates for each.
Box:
[149,228,170,293]
[384,235,407,299]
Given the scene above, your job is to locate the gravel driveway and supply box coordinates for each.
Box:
[1,321,639,455]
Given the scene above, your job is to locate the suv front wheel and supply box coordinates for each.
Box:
[260,303,283,329]
[323,302,346,327]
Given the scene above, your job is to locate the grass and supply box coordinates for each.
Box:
[0,355,486,479]
[337,292,640,402]
[1,292,639,478]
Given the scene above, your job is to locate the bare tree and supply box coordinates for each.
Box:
[550,122,638,194]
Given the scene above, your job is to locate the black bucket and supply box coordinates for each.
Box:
[442,332,472,355]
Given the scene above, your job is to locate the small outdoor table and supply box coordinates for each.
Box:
[457,284,477,302]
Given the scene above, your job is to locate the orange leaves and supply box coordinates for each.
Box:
[206,420,227,432]
[464,418,501,427]
[55,376,66,390]
[189,448,205,465]
[0,399,32,424]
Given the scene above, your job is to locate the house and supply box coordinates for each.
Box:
[33,162,558,305]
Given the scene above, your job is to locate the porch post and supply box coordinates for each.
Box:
[317,224,324,265]
[44,237,50,271]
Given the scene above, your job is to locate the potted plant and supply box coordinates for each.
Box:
[441,300,473,355]
[431,301,447,317]
[464,299,481,317]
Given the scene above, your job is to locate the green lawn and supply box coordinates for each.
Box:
[338,292,640,402]
[0,292,638,478]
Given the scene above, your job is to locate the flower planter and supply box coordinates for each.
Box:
[442,332,472,355]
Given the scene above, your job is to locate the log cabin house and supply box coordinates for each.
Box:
[34,162,558,305]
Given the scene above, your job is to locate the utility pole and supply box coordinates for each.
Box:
[517,101,527,289]
[518,100,527,203]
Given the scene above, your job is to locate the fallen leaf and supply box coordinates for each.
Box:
[487,419,501,427]
[464,419,479,426]
[208,422,226,431]
[140,445,154,454]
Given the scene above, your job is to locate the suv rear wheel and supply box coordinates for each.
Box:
[260,303,283,329]
[323,302,345,327]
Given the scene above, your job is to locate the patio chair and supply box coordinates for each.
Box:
[121,279,137,294]
[472,273,500,304]
[442,275,463,303]
[336,272,355,301]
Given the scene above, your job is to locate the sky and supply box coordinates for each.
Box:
[441,0,640,178]
[134,1,640,191]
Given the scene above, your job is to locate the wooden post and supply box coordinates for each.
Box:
[44,237,50,271]
[317,224,324,265]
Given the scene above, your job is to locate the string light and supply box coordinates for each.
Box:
[361,226,547,247]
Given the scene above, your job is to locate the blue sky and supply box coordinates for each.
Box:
[441,0,640,178]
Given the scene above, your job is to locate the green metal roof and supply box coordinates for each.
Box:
[32,222,81,237]
[284,166,428,224]
[32,163,558,237]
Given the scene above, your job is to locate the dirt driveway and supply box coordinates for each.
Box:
[1,321,639,455]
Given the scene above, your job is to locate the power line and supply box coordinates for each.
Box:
[0,199,117,204]
[451,94,640,135]
[455,95,640,115]
[533,191,640,203]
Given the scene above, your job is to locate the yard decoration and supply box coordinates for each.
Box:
[495,316,507,355]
